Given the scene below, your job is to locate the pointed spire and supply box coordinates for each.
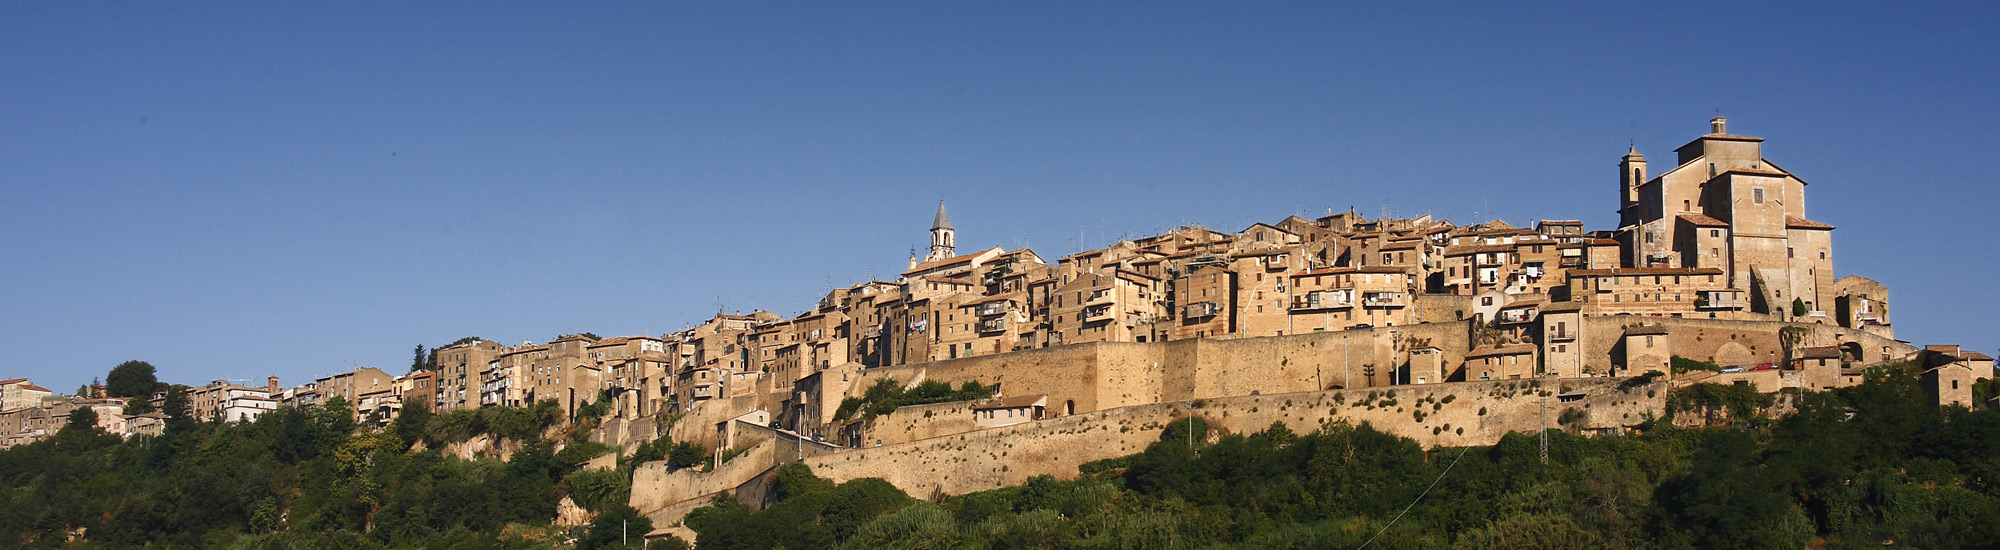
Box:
[1624,144,1644,159]
[932,201,953,230]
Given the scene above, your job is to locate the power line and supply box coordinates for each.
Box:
[1355,444,1473,550]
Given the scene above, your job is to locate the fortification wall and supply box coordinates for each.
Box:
[1578,316,1917,372]
[800,377,1661,499]
[630,438,779,516]
[855,400,980,447]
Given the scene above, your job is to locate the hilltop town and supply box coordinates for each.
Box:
[4,118,1994,539]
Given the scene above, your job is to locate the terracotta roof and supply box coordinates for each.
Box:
[973,292,1024,304]
[1499,298,1543,310]
[1290,266,1410,278]
[1568,267,1725,276]
[973,394,1047,411]
[587,337,632,348]
[1623,325,1671,336]
[1797,346,1842,360]
[1677,213,1728,227]
[1966,352,1995,361]
[19,384,51,393]
[1443,244,1516,256]
[1467,344,1538,358]
[0,378,27,386]
[904,247,1005,274]
[1785,217,1834,230]
[1380,241,1422,251]
[1540,302,1585,313]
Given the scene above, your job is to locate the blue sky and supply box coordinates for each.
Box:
[3,3,1995,392]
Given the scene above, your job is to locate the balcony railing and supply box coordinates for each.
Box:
[1548,330,1576,342]
[1181,302,1219,318]
[978,318,1007,333]
[1084,305,1116,321]
[1361,293,1405,308]
[1291,290,1353,311]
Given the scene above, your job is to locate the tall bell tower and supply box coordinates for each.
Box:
[1618,145,1647,228]
[926,201,955,262]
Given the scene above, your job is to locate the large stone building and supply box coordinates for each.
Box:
[1616,117,1836,320]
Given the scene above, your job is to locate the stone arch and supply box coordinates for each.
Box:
[1713,342,1755,366]
[1064,400,1075,416]
[1840,341,1864,363]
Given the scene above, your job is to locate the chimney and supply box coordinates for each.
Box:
[267,376,280,394]
[1710,117,1727,134]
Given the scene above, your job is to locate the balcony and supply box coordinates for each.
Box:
[1084,305,1116,322]
[1291,290,1353,311]
[977,301,1010,316]
[1548,330,1576,342]
[978,318,1007,333]
[1497,309,1536,324]
[1181,302,1220,319]
[1361,292,1405,308]
[1084,291,1116,307]
[1696,291,1744,310]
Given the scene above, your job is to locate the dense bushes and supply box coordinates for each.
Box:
[0,398,575,548]
[684,371,2000,548]
[833,379,994,421]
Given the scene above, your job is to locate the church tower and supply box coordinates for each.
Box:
[926,201,956,262]
[1618,145,1647,228]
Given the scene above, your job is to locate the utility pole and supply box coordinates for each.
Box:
[1539,378,1550,465]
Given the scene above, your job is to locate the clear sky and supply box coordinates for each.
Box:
[3,3,1995,392]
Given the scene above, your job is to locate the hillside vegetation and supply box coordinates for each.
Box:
[688,366,2000,549]
[5,366,1998,549]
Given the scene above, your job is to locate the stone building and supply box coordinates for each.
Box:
[1616,117,1836,319]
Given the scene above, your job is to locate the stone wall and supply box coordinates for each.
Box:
[850,400,980,447]
[778,377,1658,505]
[1578,316,1917,372]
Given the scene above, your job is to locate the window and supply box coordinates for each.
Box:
[1646,335,1654,347]
[1819,250,1826,260]
[1710,229,1720,238]
[1753,187,1765,204]
[1788,247,1794,259]
[1482,297,1493,306]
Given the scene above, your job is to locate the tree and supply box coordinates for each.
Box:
[392,399,433,446]
[105,360,159,398]
[1792,297,1809,317]
[65,406,99,434]
[411,344,431,373]
[161,385,195,428]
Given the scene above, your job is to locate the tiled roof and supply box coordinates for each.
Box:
[1797,346,1842,360]
[1540,302,1585,313]
[1467,344,1538,358]
[1623,325,1671,336]
[1786,217,1835,230]
[1568,267,1725,276]
[1677,213,1728,227]
[1290,266,1410,278]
